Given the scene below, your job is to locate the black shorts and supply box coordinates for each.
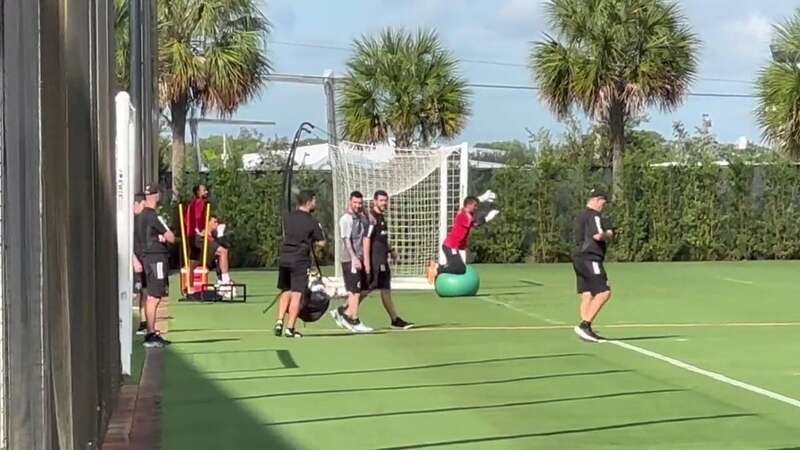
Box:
[277,265,309,293]
[368,260,391,291]
[133,270,146,294]
[143,254,170,298]
[573,257,610,296]
[341,262,368,293]
[193,235,221,266]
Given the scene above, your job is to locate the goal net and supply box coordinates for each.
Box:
[329,141,469,289]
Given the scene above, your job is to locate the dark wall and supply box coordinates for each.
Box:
[2,0,119,449]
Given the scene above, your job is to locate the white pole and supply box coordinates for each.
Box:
[115,92,134,376]
[460,142,470,203]
[438,151,449,265]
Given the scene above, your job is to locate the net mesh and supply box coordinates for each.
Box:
[330,142,468,281]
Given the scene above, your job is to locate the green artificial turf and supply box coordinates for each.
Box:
[159,262,800,449]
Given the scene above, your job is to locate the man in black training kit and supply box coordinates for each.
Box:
[136,184,176,348]
[572,188,614,343]
[364,190,413,330]
[133,193,148,335]
[274,190,326,338]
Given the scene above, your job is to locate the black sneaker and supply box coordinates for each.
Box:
[143,333,165,348]
[574,323,599,343]
[391,317,414,330]
[586,325,606,342]
[283,328,303,338]
[274,320,284,337]
[154,333,172,346]
[136,321,147,335]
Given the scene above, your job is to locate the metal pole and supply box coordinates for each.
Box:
[323,70,338,146]
[129,0,142,189]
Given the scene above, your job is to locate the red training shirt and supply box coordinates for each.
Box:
[444,209,475,250]
[185,198,208,239]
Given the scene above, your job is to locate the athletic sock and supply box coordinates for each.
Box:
[580,320,591,329]
[221,273,231,283]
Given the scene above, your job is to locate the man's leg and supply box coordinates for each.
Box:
[216,246,231,284]
[380,289,398,321]
[579,292,592,322]
[145,295,160,334]
[276,291,290,322]
[285,291,303,333]
[437,245,467,276]
[586,291,612,322]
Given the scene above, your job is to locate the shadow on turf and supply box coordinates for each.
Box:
[207,353,586,382]
[261,388,684,427]
[187,369,630,405]
[610,335,682,342]
[173,338,241,345]
[372,413,758,450]
[161,347,300,450]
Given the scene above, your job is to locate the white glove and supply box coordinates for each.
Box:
[477,190,496,203]
[217,224,226,237]
[485,209,500,222]
[458,250,467,263]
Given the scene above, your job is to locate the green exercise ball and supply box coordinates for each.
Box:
[435,266,481,297]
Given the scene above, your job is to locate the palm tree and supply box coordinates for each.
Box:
[756,11,800,160]
[339,28,471,147]
[109,0,264,194]
[114,0,130,90]
[530,0,699,198]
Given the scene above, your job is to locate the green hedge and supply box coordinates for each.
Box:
[471,152,800,263]
[169,150,800,268]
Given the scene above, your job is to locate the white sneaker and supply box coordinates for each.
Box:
[217,282,236,299]
[352,321,374,333]
[574,325,599,343]
[330,308,346,329]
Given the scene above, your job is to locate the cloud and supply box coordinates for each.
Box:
[728,13,773,50]
[493,0,546,39]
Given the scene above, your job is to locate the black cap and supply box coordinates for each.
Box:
[143,183,160,195]
[134,192,146,201]
[589,188,608,200]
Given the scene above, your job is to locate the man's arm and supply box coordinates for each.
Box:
[339,216,360,266]
[363,219,376,273]
[591,215,613,242]
[155,215,176,244]
[132,255,143,273]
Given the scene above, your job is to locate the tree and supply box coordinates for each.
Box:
[158,0,271,192]
[114,0,130,90]
[339,28,471,147]
[756,11,800,160]
[529,0,699,198]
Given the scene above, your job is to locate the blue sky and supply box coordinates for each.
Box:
[201,0,798,146]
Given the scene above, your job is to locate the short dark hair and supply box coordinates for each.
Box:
[350,191,363,199]
[463,196,479,207]
[193,184,207,197]
[134,193,146,202]
[373,190,388,200]
[297,190,316,206]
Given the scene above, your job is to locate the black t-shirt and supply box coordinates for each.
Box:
[136,207,171,255]
[367,210,390,262]
[280,209,325,267]
[573,208,609,261]
[133,211,145,259]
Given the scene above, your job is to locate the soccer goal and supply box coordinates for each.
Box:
[329,141,469,289]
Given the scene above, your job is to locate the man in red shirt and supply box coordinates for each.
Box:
[186,184,210,263]
[427,193,499,284]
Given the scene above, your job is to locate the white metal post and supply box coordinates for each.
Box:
[460,142,470,203]
[438,150,449,265]
[115,92,134,376]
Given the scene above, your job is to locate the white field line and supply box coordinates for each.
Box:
[610,340,800,409]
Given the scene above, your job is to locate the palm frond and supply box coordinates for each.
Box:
[339,27,471,147]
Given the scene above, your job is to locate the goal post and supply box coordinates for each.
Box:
[329,142,469,289]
